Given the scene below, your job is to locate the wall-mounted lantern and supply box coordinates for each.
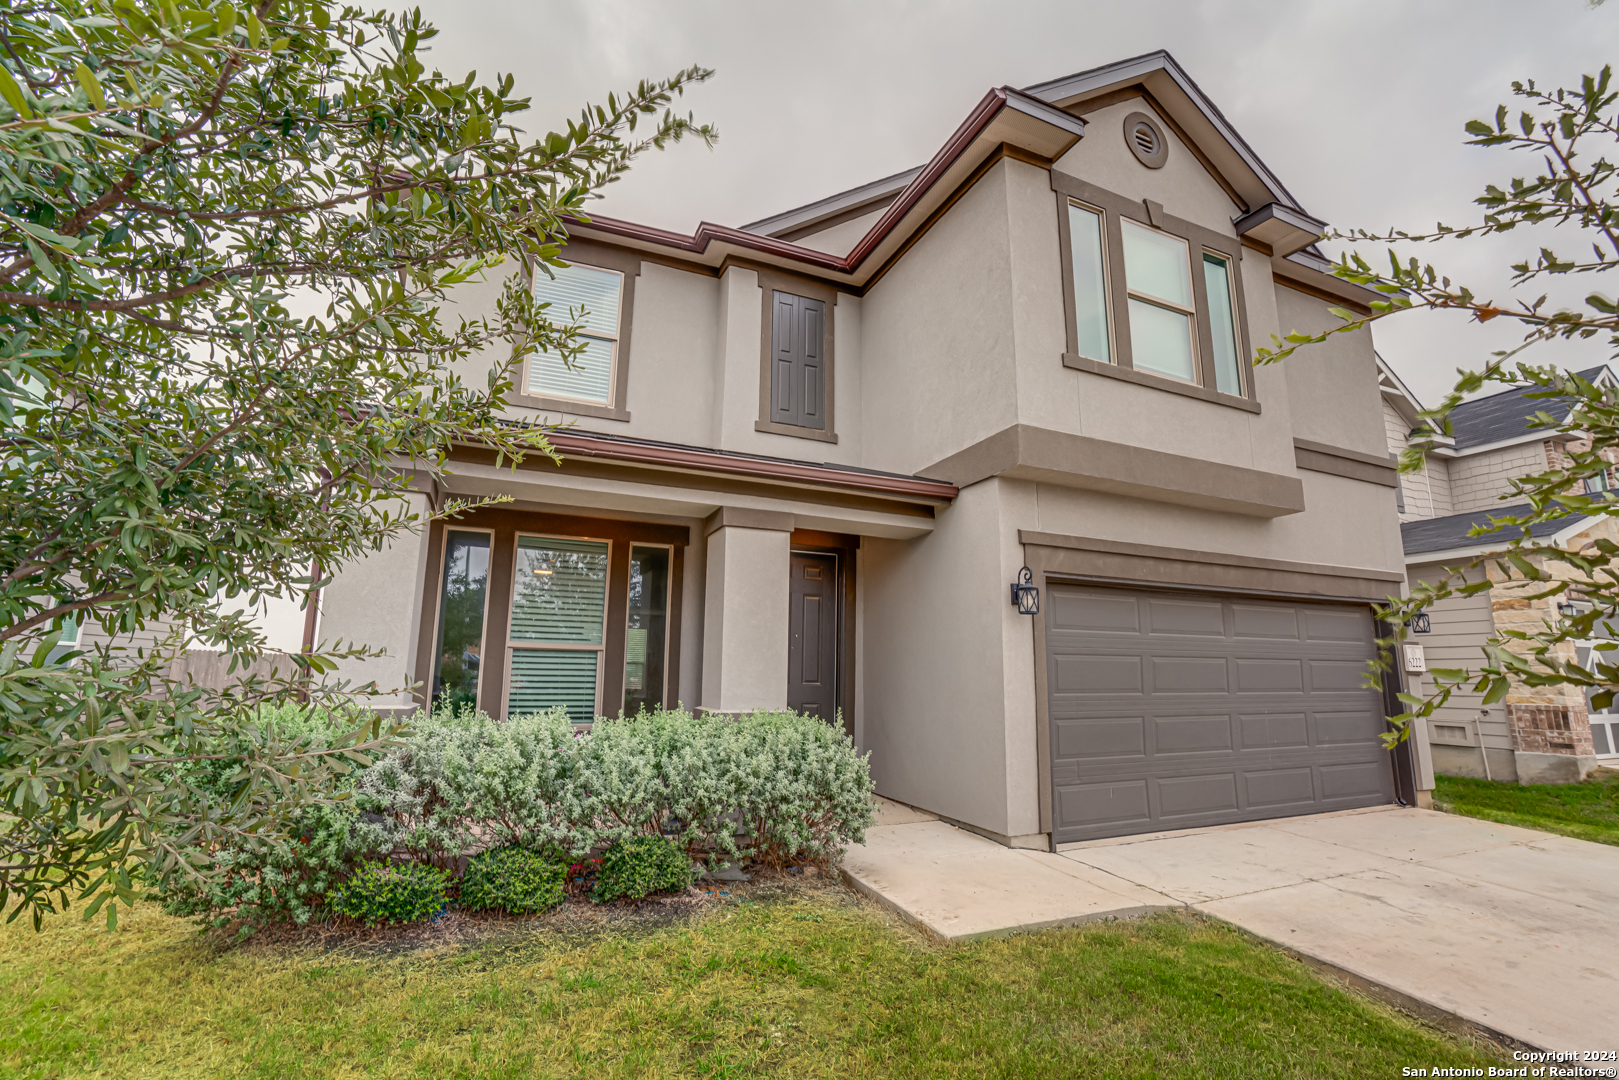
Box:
[1011,567,1040,615]
[1406,611,1431,634]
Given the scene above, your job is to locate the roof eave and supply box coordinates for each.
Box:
[565,87,1086,288]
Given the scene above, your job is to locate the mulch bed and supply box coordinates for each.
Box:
[221,863,851,958]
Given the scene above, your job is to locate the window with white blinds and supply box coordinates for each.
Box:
[529,262,623,405]
[506,535,609,723]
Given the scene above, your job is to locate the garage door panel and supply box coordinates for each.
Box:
[1059,779,1150,826]
[1054,653,1142,694]
[1051,590,1140,633]
[1308,659,1368,691]
[1153,714,1232,754]
[1244,767,1317,808]
[1146,597,1225,636]
[1316,709,1385,744]
[1054,716,1144,758]
[1232,604,1300,640]
[1305,607,1371,642]
[1048,584,1393,843]
[1151,656,1228,693]
[1319,761,1390,800]
[1235,657,1303,692]
[1240,712,1309,748]
[1155,773,1239,817]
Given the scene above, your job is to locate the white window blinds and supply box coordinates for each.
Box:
[529,262,623,405]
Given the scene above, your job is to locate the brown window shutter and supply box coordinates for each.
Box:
[770,291,827,430]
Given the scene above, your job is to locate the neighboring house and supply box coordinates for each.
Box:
[1382,357,1619,783]
[319,51,1418,851]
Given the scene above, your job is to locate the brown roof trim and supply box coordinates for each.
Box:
[568,87,1080,284]
[543,430,959,503]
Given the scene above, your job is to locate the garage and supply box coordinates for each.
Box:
[1045,582,1395,845]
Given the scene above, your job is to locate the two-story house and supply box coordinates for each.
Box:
[1382,357,1619,784]
[317,51,1418,851]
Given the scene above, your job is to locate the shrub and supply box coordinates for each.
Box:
[590,836,696,903]
[459,846,567,915]
[351,704,583,866]
[733,710,876,867]
[327,861,450,926]
[156,801,370,933]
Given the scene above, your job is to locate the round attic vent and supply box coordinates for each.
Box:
[1123,111,1167,169]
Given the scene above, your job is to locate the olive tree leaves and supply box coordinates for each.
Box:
[0,0,715,927]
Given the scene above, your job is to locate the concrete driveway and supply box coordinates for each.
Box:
[841,802,1619,1052]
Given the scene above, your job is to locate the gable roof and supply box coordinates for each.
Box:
[568,52,1377,306]
[1445,365,1611,450]
[1023,50,1306,218]
[1402,504,1593,558]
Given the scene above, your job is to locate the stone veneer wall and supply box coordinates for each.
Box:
[1505,702,1596,756]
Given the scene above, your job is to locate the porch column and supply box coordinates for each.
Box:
[701,507,793,713]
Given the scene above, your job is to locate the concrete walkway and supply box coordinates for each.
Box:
[841,800,1619,1051]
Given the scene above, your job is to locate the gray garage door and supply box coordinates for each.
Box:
[1046,583,1394,845]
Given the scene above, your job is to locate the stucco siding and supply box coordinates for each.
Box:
[1276,286,1385,458]
[859,162,1020,476]
[860,480,1019,835]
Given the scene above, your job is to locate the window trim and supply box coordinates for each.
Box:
[1052,171,1258,414]
[754,266,839,444]
[515,238,638,423]
[431,525,496,710]
[623,541,675,717]
[503,531,613,723]
[413,509,688,721]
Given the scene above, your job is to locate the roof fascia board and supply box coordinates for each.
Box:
[1430,428,1577,459]
[564,87,1084,289]
[1024,50,1305,216]
[1274,248,1391,309]
[1405,515,1597,566]
[739,166,923,238]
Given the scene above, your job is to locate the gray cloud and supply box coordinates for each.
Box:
[414,0,1619,404]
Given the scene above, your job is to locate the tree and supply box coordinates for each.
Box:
[1256,67,1619,746]
[0,0,715,926]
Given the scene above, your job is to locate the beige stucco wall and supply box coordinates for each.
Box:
[318,494,433,708]
[1448,441,1548,514]
[859,162,1021,476]
[788,205,887,257]
[1276,287,1385,458]
[860,479,1041,838]
[1052,99,1241,232]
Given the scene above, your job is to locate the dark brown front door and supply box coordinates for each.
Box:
[789,552,838,719]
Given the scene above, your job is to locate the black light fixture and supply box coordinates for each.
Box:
[1011,567,1040,615]
[1407,611,1431,634]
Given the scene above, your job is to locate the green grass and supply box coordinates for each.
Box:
[1434,767,1619,846]
[0,896,1500,1079]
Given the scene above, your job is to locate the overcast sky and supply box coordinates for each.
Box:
[402,0,1619,407]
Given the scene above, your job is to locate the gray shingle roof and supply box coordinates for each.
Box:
[1443,365,1608,449]
[1401,503,1588,556]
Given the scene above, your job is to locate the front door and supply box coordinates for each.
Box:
[789,552,838,719]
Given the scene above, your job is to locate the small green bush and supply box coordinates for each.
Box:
[590,836,695,903]
[327,861,449,925]
[459,846,567,914]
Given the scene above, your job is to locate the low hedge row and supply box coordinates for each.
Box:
[158,705,874,931]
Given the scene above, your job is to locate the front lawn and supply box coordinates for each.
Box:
[1434,767,1619,846]
[0,886,1500,1079]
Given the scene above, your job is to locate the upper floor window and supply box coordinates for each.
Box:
[530,261,624,406]
[1056,172,1254,412]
